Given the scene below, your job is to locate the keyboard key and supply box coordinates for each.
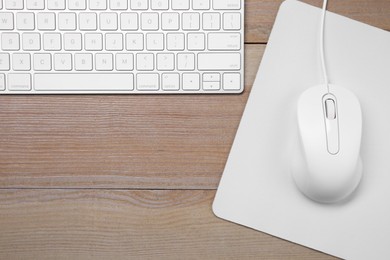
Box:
[203,13,220,30]
[85,33,103,50]
[0,53,10,71]
[1,33,19,50]
[33,53,52,71]
[203,73,220,82]
[120,13,138,31]
[223,73,241,90]
[131,0,148,10]
[223,13,241,30]
[95,53,113,71]
[0,13,14,30]
[8,73,31,91]
[161,13,179,30]
[193,0,209,10]
[26,0,45,10]
[162,73,179,91]
[125,33,143,50]
[68,0,86,10]
[167,33,185,51]
[137,73,159,91]
[136,53,154,71]
[34,73,134,91]
[105,33,123,50]
[43,33,61,50]
[182,73,200,90]
[182,13,200,30]
[110,0,127,10]
[16,12,35,30]
[79,13,97,31]
[213,0,241,10]
[151,0,168,10]
[172,0,189,10]
[13,53,31,71]
[37,13,56,30]
[64,33,82,50]
[141,13,159,30]
[198,53,240,71]
[100,12,118,30]
[48,0,65,10]
[116,53,134,71]
[58,13,77,30]
[203,81,220,91]
[208,33,241,50]
[187,33,205,51]
[177,53,195,71]
[22,33,41,50]
[146,33,164,50]
[5,0,23,9]
[89,0,106,10]
[54,53,72,71]
[75,53,93,71]
[157,53,174,71]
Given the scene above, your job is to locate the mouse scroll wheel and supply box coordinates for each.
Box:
[325,98,337,120]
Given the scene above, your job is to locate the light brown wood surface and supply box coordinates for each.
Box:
[0,1,388,259]
[0,190,336,260]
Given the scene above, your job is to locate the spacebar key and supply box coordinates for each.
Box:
[34,73,134,91]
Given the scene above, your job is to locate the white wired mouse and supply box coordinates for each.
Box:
[290,0,363,203]
[291,84,363,203]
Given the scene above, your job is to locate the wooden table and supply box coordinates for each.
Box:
[1,1,389,259]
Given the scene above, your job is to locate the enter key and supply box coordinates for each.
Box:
[208,33,241,51]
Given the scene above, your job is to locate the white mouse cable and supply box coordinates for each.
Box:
[320,0,330,93]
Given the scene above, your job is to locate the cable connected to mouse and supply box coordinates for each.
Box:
[320,0,330,94]
[292,0,364,203]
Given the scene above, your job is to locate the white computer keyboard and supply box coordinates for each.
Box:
[0,0,244,94]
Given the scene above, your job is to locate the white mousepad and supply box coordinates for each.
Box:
[213,1,390,259]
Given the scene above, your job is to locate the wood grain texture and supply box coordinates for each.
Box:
[246,0,390,43]
[0,189,336,260]
[0,46,263,189]
[0,1,387,259]
[1,1,390,189]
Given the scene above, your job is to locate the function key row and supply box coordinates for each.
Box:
[1,0,241,11]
